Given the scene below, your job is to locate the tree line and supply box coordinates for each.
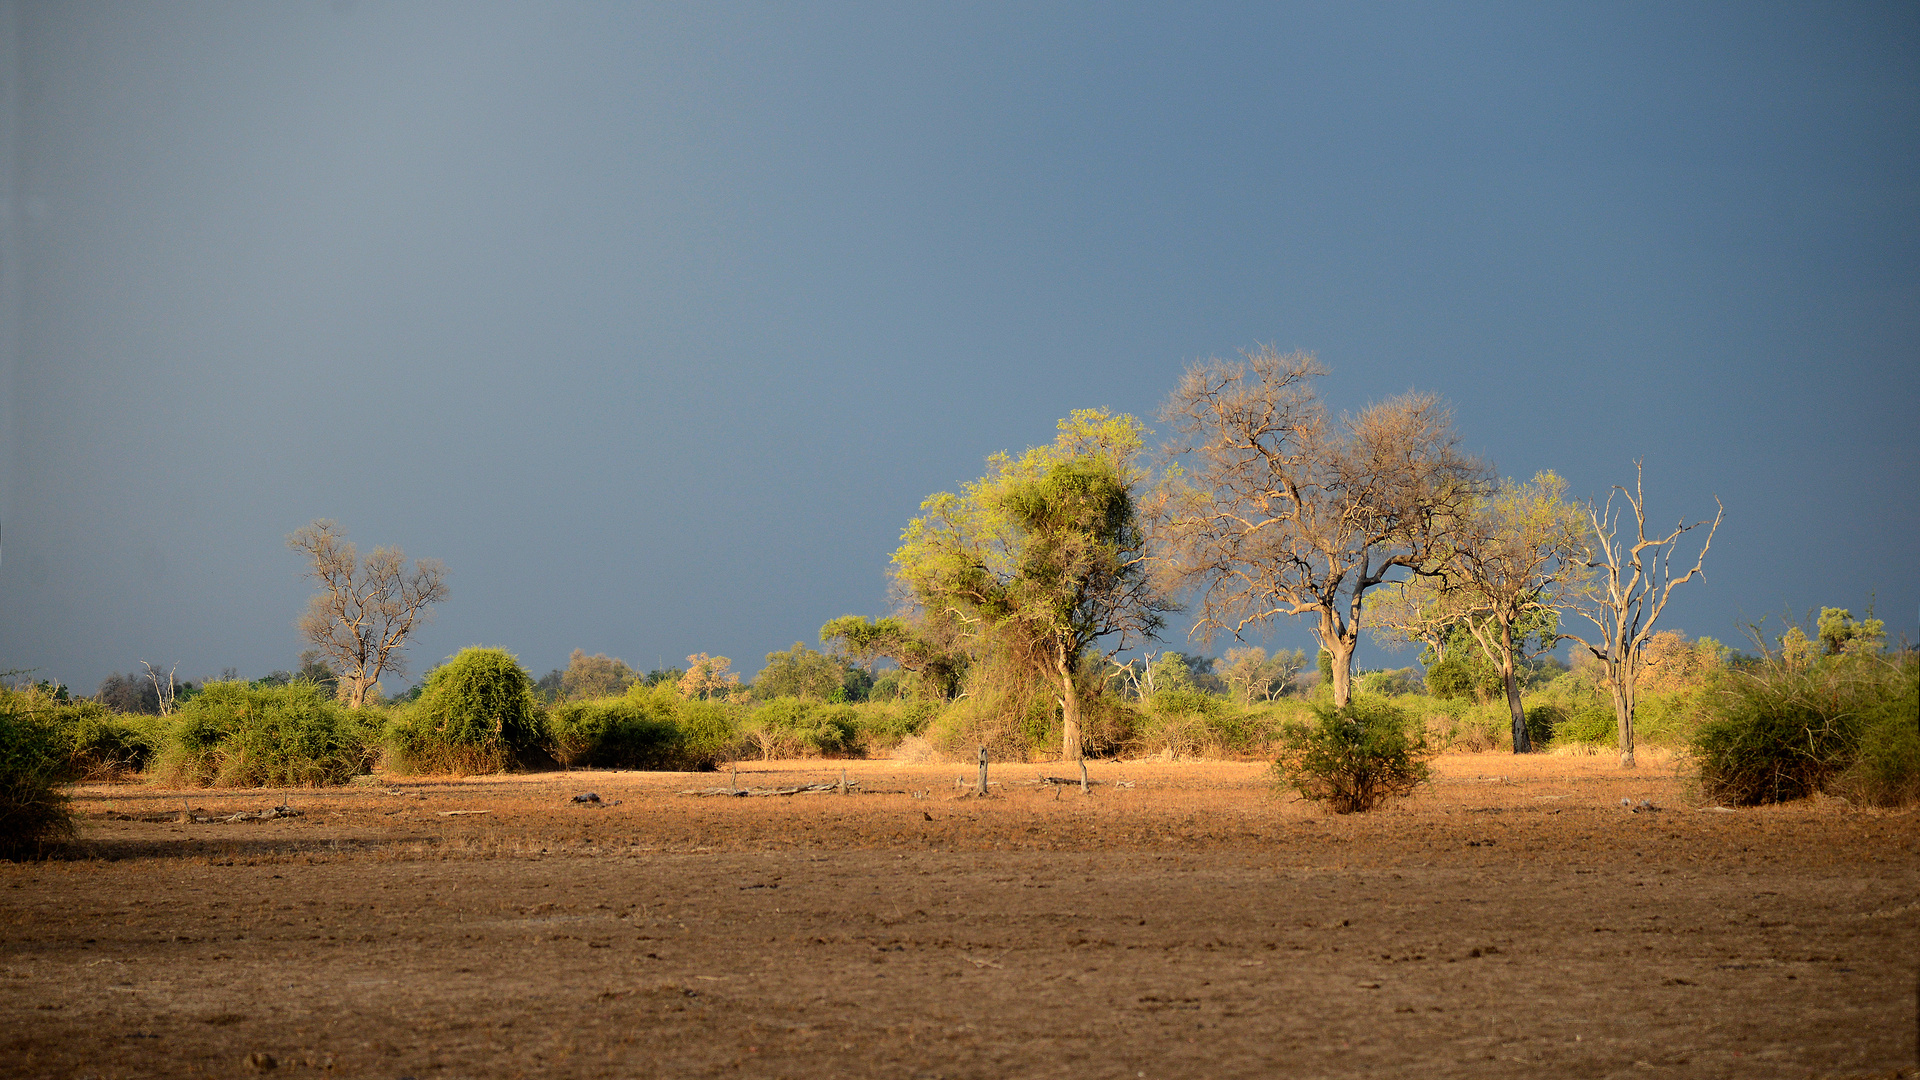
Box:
[66,345,1725,772]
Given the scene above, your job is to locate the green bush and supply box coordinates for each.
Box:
[1522,702,1564,750]
[1833,681,1920,807]
[0,690,76,859]
[1695,653,1916,806]
[1545,699,1618,747]
[671,698,739,769]
[388,648,543,775]
[543,686,738,771]
[151,681,370,787]
[1358,668,1422,697]
[847,700,939,754]
[743,698,859,759]
[1272,696,1432,814]
[1137,689,1280,759]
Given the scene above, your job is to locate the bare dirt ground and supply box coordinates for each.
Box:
[3,752,1917,1079]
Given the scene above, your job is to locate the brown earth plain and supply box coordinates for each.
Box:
[3,753,1917,1080]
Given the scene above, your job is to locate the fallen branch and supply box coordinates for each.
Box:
[679,781,861,798]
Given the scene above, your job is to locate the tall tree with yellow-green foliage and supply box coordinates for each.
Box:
[892,410,1175,761]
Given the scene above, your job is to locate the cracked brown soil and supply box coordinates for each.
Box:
[3,753,1917,1079]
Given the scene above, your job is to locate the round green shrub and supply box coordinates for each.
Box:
[1272,696,1432,813]
[545,699,684,769]
[392,648,542,774]
[1523,702,1564,750]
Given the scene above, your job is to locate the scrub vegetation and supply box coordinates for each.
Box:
[6,351,1914,860]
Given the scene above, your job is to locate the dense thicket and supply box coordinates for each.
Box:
[151,681,370,787]
[0,689,77,858]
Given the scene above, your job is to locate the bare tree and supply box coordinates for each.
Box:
[288,520,448,709]
[140,661,181,717]
[1156,346,1487,708]
[1558,464,1722,767]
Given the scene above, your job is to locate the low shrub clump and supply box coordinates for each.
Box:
[1272,696,1433,814]
[545,684,737,771]
[386,648,544,774]
[845,700,939,756]
[743,698,859,759]
[1136,690,1287,760]
[55,701,163,781]
[0,690,77,858]
[1694,652,1917,807]
[1522,702,1563,750]
[150,681,370,787]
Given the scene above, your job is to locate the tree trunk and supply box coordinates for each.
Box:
[1325,634,1355,709]
[1504,667,1529,753]
[1058,659,1083,763]
[1611,676,1636,768]
[1501,621,1530,753]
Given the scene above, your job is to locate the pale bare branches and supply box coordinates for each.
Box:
[1558,463,1723,766]
[1156,345,1488,706]
[140,661,180,717]
[288,519,448,709]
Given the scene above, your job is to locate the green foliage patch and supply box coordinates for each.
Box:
[1272,697,1433,813]
[545,684,736,771]
[1693,653,1916,807]
[386,648,542,775]
[0,690,77,859]
[149,681,369,787]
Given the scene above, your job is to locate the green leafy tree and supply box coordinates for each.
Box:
[753,642,848,701]
[820,615,969,701]
[1370,472,1582,752]
[1817,607,1886,656]
[892,410,1174,761]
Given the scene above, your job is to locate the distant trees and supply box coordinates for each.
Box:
[560,650,639,700]
[1156,347,1487,708]
[819,615,968,700]
[893,410,1174,761]
[753,642,852,701]
[677,653,742,701]
[1816,607,1885,657]
[95,671,160,715]
[1220,646,1307,704]
[1559,464,1721,767]
[288,520,448,709]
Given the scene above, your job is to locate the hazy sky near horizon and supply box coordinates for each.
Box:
[2,2,1916,692]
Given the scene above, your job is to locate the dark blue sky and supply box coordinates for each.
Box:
[3,2,1916,691]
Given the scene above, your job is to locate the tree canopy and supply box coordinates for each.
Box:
[892,410,1174,760]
